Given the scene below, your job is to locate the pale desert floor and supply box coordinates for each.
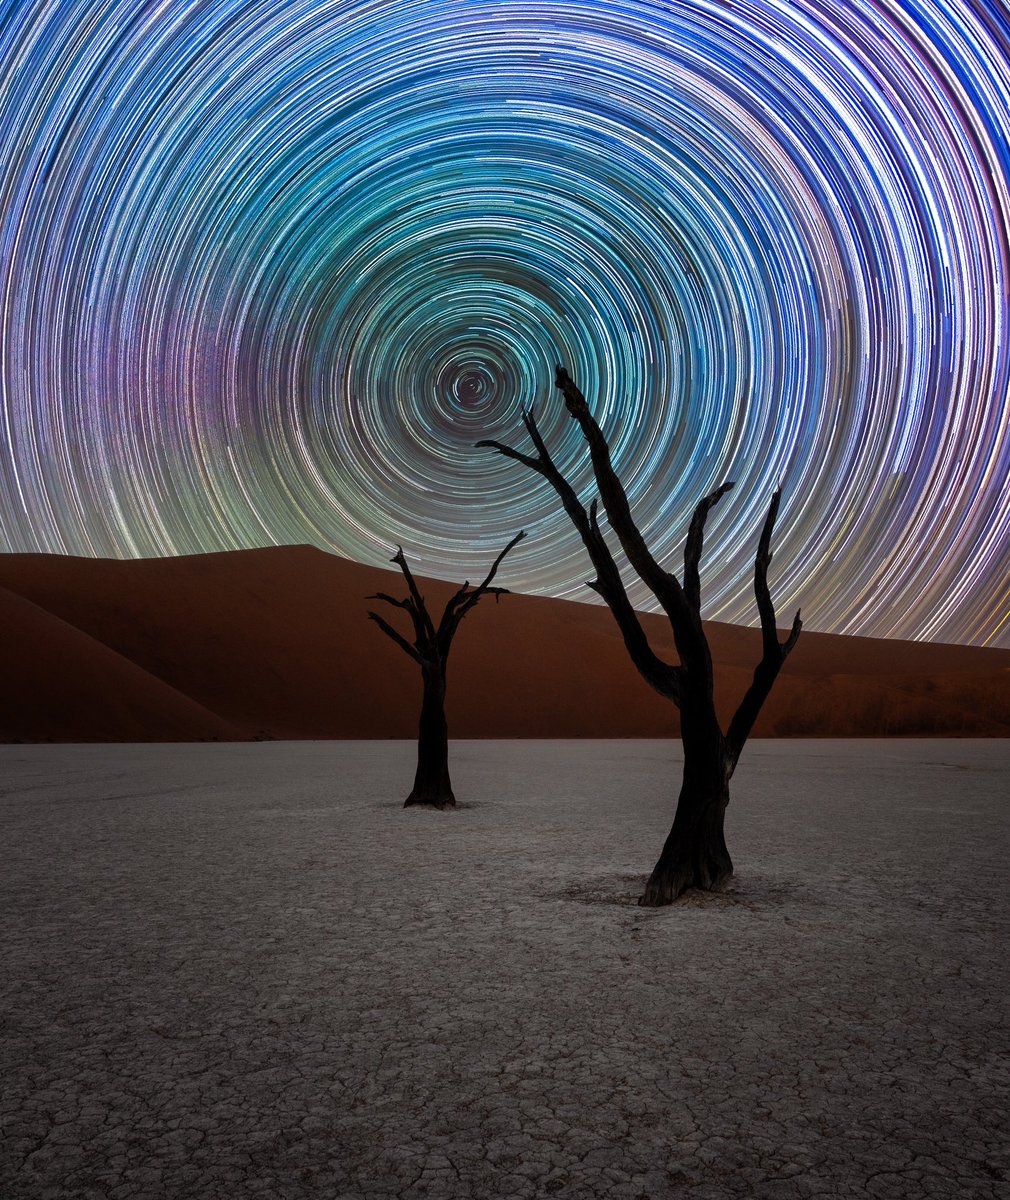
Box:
[2,739,1008,1200]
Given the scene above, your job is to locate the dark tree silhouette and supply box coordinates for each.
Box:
[368,534,525,809]
[478,366,801,904]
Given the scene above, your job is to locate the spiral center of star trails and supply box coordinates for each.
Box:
[1,0,1009,645]
[448,364,494,410]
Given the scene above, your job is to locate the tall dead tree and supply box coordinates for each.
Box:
[368,533,525,809]
[478,366,801,904]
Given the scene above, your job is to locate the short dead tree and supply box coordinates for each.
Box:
[478,366,801,904]
[368,533,525,808]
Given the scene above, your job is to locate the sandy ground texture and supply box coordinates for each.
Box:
[2,739,1008,1199]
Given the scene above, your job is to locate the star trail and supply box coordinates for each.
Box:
[2,0,1009,645]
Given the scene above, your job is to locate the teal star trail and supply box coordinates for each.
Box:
[2,0,1009,644]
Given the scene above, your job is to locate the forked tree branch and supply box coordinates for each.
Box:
[367,611,425,665]
[475,439,542,475]
[684,483,734,611]
[755,491,801,660]
[478,418,683,703]
[370,567,427,649]
[584,498,684,702]
[479,416,597,551]
[480,366,801,731]
[370,536,526,672]
[437,531,526,653]
[471,529,527,598]
[725,489,802,766]
[368,591,413,611]
[391,546,438,646]
[554,366,691,632]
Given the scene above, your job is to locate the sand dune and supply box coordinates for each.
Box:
[0,545,1008,741]
[0,584,245,742]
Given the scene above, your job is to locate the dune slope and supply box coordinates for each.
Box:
[0,584,247,742]
[0,546,1007,740]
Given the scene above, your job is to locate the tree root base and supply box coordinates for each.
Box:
[638,861,733,907]
[403,793,456,810]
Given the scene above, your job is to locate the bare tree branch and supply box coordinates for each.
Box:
[477,424,683,703]
[391,546,437,646]
[475,439,544,475]
[755,491,783,660]
[481,417,591,547]
[478,529,527,593]
[438,531,526,653]
[367,611,424,664]
[371,579,429,649]
[367,592,413,611]
[725,490,802,765]
[684,482,734,611]
[783,611,803,656]
[554,366,689,628]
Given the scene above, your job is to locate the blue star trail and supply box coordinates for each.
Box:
[2,0,1009,645]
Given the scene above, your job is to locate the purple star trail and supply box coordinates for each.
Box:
[2,0,1009,644]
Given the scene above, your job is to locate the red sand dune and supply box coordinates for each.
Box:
[0,584,245,743]
[0,545,1008,742]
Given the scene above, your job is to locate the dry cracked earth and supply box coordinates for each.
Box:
[2,739,1008,1199]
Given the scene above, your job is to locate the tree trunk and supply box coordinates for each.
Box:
[405,672,455,809]
[639,722,733,906]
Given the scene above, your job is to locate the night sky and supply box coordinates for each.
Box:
[2,0,1009,646]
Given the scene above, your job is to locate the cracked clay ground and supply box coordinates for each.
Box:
[2,739,1008,1199]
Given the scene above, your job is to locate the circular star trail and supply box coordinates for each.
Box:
[2,0,1010,645]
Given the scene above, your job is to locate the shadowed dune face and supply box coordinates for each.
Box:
[0,545,1008,742]
[0,585,245,743]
